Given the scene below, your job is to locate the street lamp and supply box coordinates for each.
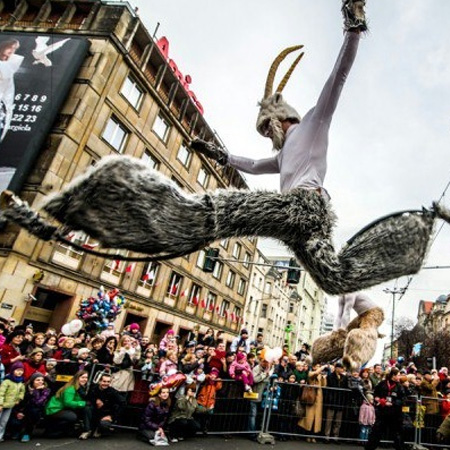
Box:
[383,287,406,359]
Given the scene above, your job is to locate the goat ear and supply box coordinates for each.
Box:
[273,93,283,104]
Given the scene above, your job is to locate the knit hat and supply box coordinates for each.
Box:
[6,329,25,343]
[210,367,220,376]
[77,347,90,357]
[28,372,45,385]
[9,361,25,374]
[166,329,174,335]
[240,329,248,335]
[29,347,44,357]
[46,358,57,367]
[58,336,67,346]
[129,323,140,331]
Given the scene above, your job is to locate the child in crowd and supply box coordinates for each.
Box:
[229,352,254,393]
[359,392,375,442]
[140,348,156,382]
[0,362,26,441]
[196,367,222,433]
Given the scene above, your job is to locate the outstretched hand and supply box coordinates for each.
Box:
[190,138,229,166]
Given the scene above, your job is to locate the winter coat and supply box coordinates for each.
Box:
[45,386,86,416]
[88,385,124,422]
[196,378,223,410]
[229,359,251,379]
[140,399,171,431]
[420,378,440,415]
[23,360,47,382]
[168,396,200,423]
[0,343,21,371]
[250,364,273,402]
[325,372,348,411]
[0,378,25,408]
[441,398,450,419]
[26,387,51,409]
[359,401,376,426]
[373,379,405,416]
[298,373,326,433]
[159,359,179,377]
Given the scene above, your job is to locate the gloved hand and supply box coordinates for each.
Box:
[190,138,229,166]
[342,0,368,32]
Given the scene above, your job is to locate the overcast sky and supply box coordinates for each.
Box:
[128,0,450,332]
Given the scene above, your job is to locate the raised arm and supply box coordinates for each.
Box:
[312,31,360,123]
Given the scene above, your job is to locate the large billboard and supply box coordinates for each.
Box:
[0,33,89,192]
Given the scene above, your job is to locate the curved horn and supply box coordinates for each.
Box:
[264,45,304,99]
[276,51,305,94]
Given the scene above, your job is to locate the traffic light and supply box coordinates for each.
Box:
[286,258,301,284]
[203,248,219,273]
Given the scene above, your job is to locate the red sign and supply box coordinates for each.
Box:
[156,37,204,115]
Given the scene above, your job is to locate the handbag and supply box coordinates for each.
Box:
[293,399,306,419]
[150,430,169,446]
[300,386,317,406]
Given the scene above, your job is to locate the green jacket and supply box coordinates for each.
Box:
[0,379,25,408]
[168,397,199,423]
[45,385,86,416]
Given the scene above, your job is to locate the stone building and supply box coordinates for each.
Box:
[0,0,256,343]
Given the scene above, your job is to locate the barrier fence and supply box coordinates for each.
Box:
[47,363,450,446]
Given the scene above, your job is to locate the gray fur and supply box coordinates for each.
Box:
[3,155,442,295]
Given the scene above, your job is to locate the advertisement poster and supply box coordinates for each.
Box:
[0,33,89,192]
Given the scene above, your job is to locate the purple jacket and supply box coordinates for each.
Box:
[27,387,51,408]
[140,399,170,431]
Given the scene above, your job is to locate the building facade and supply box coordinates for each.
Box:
[0,0,257,344]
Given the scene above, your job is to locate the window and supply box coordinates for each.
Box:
[232,242,241,259]
[152,113,171,142]
[54,230,90,259]
[167,272,183,297]
[103,250,128,275]
[212,261,223,280]
[220,239,229,250]
[219,300,230,317]
[102,116,129,152]
[264,281,272,294]
[197,166,210,188]
[234,306,242,322]
[289,302,294,313]
[142,150,160,170]
[226,270,236,288]
[243,252,251,268]
[196,250,206,268]
[188,284,201,306]
[206,292,217,312]
[238,278,247,296]
[177,143,192,168]
[138,262,160,288]
[120,75,144,109]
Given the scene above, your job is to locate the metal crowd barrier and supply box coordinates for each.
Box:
[47,362,450,445]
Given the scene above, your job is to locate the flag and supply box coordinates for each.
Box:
[142,267,156,282]
[208,303,214,312]
[125,263,135,273]
[181,289,188,297]
[224,310,228,318]
[230,312,235,322]
[192,296,199,306]
[170,281,179,296]
[200,299,206,309]
[82,243,99,250]
[113,260,120,271]
[216,305,220,312]
[65,232,75,241]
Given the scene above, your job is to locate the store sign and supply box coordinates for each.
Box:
[0,33,89,192]
[156,37,204,115]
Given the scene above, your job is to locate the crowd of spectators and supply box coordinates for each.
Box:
[0,316,448,448]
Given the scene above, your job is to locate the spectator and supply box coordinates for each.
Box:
[361,368,373,394]
[207,342,226,375]
[89,336,104,363]
[248,357,273,439]
[274,355,294,381]
[294,343,310,362]
[124,323,142,342]
[293,361,309,384]
[45,370,88,438]
[14,372,51,443]
[369,364,384,388]
[297,363,327,443]
[324,362,347,443]
[84,371,124,439]
[251,332,265,352]
[199,328,215,347]
[230,329,251,353]
[167,383,201,440]
[137,387,171,444]
[229,352,254,393]
[140,348,156,382]
[42,334,58,358]
[420,369,441,442]
[23,348,47,382]
[97,336,117,366]
[110,335,140,401]
[159,330,176,353]
[0,329,25,371]
[0,361,26,441]
[24,332,45,356]
[365,367,405,450]
[100,324,116,339]
[0,323,7,348]
[53,337,76,361]
[196,367,223,433]
[159,350,179,377]
[359,392,375,443]
[222,351,236,380]
[441,390,450,420]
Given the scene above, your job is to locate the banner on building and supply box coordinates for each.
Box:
[0,33,89,192]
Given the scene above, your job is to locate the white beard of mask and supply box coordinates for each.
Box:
[270,118,285,151]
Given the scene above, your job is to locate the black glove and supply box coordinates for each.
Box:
[190,138,229,166]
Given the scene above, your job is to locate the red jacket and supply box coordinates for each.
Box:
[441,398,450,419]
[0,343,21,371]
[23,360,47,381]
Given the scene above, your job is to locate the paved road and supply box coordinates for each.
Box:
[5,432,364,450]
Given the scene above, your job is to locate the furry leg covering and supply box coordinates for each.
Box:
[1,155,441,295]
[312,307,384,369]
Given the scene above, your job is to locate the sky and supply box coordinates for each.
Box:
[126,0,450,334]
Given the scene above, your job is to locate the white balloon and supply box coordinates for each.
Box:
[61,323,73,336]
[265,348,275,363]
[69,319,83,334]
[273,347,283,361]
